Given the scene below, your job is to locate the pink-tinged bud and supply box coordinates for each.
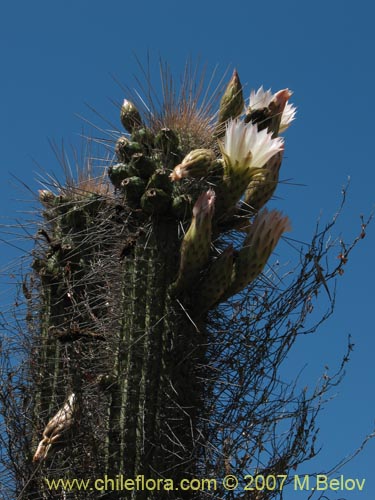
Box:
[192,189,216,228]
[171,190,216,293]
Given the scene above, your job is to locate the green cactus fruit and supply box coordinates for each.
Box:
[108,163,136,188]
[244,151,283,211]
[215,69,244,136]
[131,127,155,151]
[130,153,157,180]
[146,169,172,195]
[141,188,170,214]
[195,245,235,314]
[155,127,180,155]
[120,99,143,133]
[170,148,216,181]
[120,176,146,208]
[172,189,215,293]
[115,136,143,163]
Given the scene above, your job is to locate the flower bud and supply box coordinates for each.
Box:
[216,69,244,136]
[244,151,283,210]
[146,169,173,194]
[120,99,142,133]
[172,190,216,293]
[225,209,291,297]
[170,148,216,181]
[171,194,193,220]
[195,245,235,313]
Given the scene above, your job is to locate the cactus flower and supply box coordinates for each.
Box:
[221,119,284,173]
[248,87,296,132]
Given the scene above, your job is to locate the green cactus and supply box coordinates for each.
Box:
[17,67,300,499]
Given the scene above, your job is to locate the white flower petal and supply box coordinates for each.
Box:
[222,119,284,170]
[249,86,274,109]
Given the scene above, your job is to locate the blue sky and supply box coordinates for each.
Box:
[1,0,374,498]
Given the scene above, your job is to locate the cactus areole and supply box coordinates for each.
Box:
[27,66,295,499]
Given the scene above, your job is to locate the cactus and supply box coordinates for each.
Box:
[7,65,343,500]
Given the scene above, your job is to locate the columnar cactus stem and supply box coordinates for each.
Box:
[23,66,298,499]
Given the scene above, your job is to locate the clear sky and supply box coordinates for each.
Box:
[1,1,374,498]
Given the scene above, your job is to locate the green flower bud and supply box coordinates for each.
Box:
[120,99,142,133]
[244,152,282,211]
[195,245,235,314]
[224,208,291,298]
[170,148,216,181]
[215,69,244,136]
[172,190,216,293]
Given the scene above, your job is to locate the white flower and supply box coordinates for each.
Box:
[221,119,284,171]
[249,86,296,132]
